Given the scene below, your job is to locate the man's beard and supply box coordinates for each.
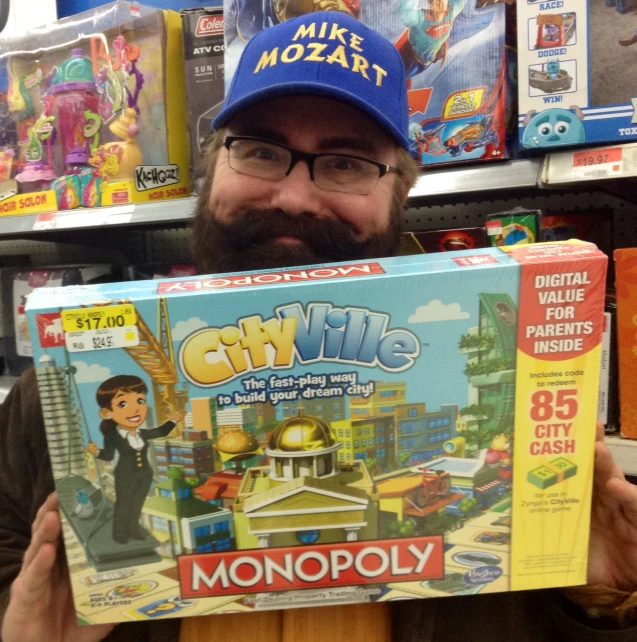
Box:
[192,196,404,275]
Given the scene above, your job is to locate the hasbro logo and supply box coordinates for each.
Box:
[464,566,502,586]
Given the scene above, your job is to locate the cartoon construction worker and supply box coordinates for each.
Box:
[395,0,469,80]
[87,375,186,545]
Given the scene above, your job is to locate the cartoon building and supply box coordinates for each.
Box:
[232,411,379,549]
[154,437,216,483]
[412,451,501,502]
[190,397,218,440]
[194,469,245,510]
[460,294,517,437]
[253,401,276,426]
[216,406,257,435]
[396,403,459,465]
[142,472,233,557]
[35,355,87,480]
[349,381,406,418]
[281,396,347,424]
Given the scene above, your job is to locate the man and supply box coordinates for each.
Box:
[2,11,637,642]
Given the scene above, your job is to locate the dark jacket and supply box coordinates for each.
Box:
[0,369,636,642]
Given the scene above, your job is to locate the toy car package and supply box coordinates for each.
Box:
[27,241,606,624]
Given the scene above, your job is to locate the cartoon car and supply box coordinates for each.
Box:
[444,116,499,157]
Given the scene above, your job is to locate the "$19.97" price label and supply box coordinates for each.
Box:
[61,304,140,352]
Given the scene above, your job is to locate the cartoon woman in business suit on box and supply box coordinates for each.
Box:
[87,375,186,545]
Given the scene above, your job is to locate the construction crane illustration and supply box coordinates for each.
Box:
[124,297,188,432]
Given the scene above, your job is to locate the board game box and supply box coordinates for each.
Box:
[26,241,606,624]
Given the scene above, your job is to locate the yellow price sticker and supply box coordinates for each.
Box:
[61,304,137,333]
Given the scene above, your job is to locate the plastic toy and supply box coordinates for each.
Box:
[89,108,142,180]
[0,1,189,215]
[535,13,576,49]
[529,61,573,93]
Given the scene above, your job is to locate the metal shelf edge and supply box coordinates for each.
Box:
[606,435,637,477]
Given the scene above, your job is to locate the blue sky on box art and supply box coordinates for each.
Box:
[29,261,520,445]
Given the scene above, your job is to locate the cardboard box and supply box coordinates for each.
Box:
[0,1,190,216]
[26,242,606,623]
[181,8,225,182]
[222,1,512,167]
[517,0,637,150]
[413,228,487,253]
[613,249,637,438]
[486,209,541,246]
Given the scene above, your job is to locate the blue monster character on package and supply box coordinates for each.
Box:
[223,0,511,167]
[26,243,607,625]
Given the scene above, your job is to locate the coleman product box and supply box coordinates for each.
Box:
[181,7,224,182]
[26,241,606,624]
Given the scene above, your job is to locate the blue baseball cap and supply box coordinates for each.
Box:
[212,11,410,149]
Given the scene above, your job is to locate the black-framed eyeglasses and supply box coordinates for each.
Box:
[224,135,399,196]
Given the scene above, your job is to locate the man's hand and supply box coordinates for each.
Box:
[1,493,114,642]
[588,420,637,592]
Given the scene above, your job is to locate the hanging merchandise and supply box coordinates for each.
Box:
[0,1,190,216]
[26,242,607,624]
[517,0,637,150]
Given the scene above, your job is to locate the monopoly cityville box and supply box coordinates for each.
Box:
[0,1,189,216]
[223,1,513,167]
[517,0,637,150]
[27,242,606,624]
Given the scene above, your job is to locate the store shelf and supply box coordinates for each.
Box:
[0,199,197,235]
[409,158,543,199]
[0,375,18,404]
[606,436,637,477]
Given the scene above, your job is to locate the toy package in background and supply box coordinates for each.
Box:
[26,241,606,624]
[613,250,637,438]
[0,1,189,217]
[181,8,224,184]
[223,0,512,168]
[413,227,487,253]
[486,209,540,246]
[124,264,197,280]
[3,265,118,375]
[364,0,511,167]
[517,0,637,150]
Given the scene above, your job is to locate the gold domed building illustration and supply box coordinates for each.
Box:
[232,411,379,549]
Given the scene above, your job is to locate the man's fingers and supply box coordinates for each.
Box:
[595,419,605,442]
[10,542,57,618]
[594,441,626,485]
[31,492,58,536]
[605,477,637,529]
[22,509,61,574]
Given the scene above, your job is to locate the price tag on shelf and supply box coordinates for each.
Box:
[571,147,623,179]
[33,212,57,231]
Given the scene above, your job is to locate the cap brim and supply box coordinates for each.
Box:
[212,81,411,150]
